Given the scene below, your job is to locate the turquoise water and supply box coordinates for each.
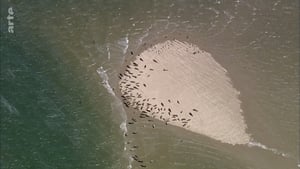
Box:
[1,1,299,169]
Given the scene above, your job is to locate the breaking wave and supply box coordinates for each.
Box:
[247,140,289,158]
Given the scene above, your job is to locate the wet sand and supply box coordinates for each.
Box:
[118,40,250,145]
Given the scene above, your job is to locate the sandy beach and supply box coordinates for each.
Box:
[118,40,250,145]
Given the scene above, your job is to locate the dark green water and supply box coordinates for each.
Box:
[1,0,299,169]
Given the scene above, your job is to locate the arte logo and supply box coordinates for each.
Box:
[7,7,14,33]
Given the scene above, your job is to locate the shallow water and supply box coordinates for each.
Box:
[1,0,299,169]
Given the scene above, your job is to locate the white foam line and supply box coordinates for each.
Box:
[106,43,111,60]
[96,66,115,96]
[117,34,129,65]
[96,66,132,169]
[120,121,128,137]
[1,96,20,115]
[247,141,290,158]
[126,156,133,169]
[117,34,129,55]
[87,62,96,68]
